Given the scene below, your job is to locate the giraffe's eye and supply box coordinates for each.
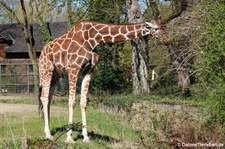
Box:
[145,26,151,29]
[154,27,161,30]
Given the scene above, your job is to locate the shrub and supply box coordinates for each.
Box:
[199,0,225,130]
[206,85,225,129]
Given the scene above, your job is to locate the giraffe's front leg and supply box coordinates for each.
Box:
[65,68,79,143]
[80,73,92,143]
[42,96,53,140]
[40,73,53,140]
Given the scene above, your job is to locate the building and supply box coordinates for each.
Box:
[0,22,68,93]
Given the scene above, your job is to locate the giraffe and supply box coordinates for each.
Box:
[38,17,169,143]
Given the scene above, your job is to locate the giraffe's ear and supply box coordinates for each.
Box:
[144,22,159,29]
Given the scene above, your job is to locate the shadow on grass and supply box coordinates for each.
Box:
[50,122,119,143]
[26,122,119,148]
[75,131,119,143]
[51,122,82,136]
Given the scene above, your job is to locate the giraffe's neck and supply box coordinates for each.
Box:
[95,23,146,43]
[68,21,147,50]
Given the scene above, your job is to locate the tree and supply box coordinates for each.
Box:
[201,0,225,87]
[164,0,191,92]
[0,0,39,93]
[126,0,150,95]
[33,0,53,43]
[143,0,192,94]
[86,0,129,94]
[0,0,19,23]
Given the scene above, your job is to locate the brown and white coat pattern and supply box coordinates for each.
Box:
[38,19,169,143]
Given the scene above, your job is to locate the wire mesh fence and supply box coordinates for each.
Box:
[0,63,38,94]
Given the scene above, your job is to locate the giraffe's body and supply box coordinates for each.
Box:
[39,19,169,143]
[39,21,154,73]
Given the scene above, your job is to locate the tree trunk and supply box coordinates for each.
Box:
[178,69,190,88]
[126,0,150,95]
[168,45,191,91]
[21,0,39,93]
[148,0,191,93]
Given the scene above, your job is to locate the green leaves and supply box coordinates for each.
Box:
[200,0,225,87]
[87,0,125,23]
[198,0,225,128]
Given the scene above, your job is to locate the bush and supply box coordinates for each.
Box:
[128,100,225,148]
[206,85,225,129]
[102,95,137,111]
[200,0,225,87]
[199,0,225,130]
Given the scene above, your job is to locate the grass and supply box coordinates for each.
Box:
[0,94,224,148]
[0,98,137,148]
[91,94,209,113]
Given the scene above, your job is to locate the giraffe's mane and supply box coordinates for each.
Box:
[74,20,145,26]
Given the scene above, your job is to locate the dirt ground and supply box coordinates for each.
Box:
[0,103,37,114]
[0,103,68,115]
[0,94,68,114]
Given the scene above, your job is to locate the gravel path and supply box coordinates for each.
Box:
[0,103,38,114]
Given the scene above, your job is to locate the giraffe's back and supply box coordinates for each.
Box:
[39,37,93,75]
[39,20,105,75]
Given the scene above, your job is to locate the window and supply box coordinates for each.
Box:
[0,64,6,74]
[28,64,33,74]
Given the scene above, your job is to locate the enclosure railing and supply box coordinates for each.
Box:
[0,63,38,94]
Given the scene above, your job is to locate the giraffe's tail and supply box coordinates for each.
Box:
[38,85,44,118]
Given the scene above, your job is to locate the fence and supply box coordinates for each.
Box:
[0,63,38,94]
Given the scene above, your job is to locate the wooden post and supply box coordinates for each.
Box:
[27,64,30,93]
[0,45,6,59]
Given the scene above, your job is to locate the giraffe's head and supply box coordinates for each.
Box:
[144,17,170,45]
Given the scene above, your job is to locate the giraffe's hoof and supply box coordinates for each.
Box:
[65,137,75,143]
[82,137,91,144]
[45,135,54,141]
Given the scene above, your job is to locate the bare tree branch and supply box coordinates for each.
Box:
[0,1,23,29]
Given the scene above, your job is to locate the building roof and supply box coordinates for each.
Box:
[0,34,13,45]
[0,22,68,53]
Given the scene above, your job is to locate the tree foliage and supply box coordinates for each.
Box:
[201,0,225,87]
[87,0,125,23]
[198,0,225,126]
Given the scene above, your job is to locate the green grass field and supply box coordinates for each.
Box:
[0,95,224,148]
[0,97,138,148]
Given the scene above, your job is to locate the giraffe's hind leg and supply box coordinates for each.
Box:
[48,70,61,120]
[65,67,79,143]
[80,52,99,143]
